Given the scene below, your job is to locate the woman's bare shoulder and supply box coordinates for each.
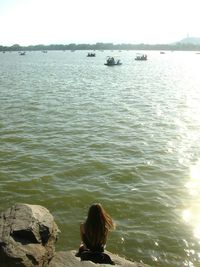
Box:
[80,222,85,233]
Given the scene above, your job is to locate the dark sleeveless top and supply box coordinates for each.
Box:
[82,233,104,252]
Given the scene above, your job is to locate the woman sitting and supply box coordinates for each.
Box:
[77,203,115,264]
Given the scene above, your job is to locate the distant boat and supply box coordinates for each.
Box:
[42,50,47,53]
[135,53,147,61]
[19,51,26,56]
[87,52,96,57]
[160,51,165,54]
[104,56,122,66]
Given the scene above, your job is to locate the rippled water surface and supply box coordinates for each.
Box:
[1,50,200,266]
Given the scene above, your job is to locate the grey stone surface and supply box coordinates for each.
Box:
[0,203,59,267]
[49,250,150,267]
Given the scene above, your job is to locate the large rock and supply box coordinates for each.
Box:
[0,203,59,267]
[49,250,150,267]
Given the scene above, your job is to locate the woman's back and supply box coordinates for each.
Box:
[81,223,105,252]
[80,204,115,251]
[77,203,115,265]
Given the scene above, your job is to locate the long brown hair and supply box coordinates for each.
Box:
[84,203,115,247]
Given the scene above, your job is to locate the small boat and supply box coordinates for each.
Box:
[135,53,147,61]
[160,51,165,54]
[87,52,96,57]
[19,51,26,56]
[104,56,122,66]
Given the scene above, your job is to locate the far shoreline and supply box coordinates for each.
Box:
[1,42,200,52]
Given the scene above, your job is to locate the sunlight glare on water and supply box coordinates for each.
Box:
[184,160,200,242]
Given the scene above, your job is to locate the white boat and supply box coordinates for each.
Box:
[135,53,147,61]
[19,51,26,56]
[104,56,122,66]
[87,52,96,57]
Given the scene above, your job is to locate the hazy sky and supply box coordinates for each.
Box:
[0,0,200,46]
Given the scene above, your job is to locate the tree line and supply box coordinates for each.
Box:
[1,42,200,52]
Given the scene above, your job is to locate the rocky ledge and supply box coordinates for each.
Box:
[0,203,150,267]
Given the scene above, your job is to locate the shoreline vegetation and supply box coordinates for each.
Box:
[1,42,200,52]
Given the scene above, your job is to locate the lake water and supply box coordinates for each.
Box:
[0,50,200,267]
